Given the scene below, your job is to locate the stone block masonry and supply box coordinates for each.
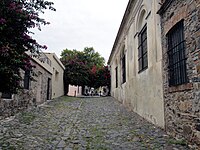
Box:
[159,0,200,147]
[0,91,34,119]
[0,59,52,120]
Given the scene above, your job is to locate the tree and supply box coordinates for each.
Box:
[61,47,106,95]
[61,49,89,95]
[0,0,55,93]
[83,47,105,69]
[95,66,111,90]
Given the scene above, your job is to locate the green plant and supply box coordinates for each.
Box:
[19,111,36,124]
[0,0,55,93]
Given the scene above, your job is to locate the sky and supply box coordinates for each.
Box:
[32,0,129,62]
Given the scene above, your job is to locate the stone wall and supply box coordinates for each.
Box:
[30,59,52,103]
[0,90,34,119]
[159,0,200,146]
[0,59,52,120]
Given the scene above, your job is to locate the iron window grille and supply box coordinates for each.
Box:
[138,24,148,72]
[115,66,118,88]
[167,20,187,86]
[122,54,126,83]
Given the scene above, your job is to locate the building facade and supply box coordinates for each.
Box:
[45,53,65,99]
[68,85,82,97]
[0,52,52,119]
[158,0,200,145]
[108,0,165,128]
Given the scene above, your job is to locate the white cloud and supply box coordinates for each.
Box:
[32,0,129,62]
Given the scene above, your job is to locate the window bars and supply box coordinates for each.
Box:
[167,20,187,86]
[138,24,148,72]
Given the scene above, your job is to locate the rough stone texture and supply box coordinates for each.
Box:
[160,0,200,147]
[0,97,190,149]
[31,59,52,104]
[0,59,52,119]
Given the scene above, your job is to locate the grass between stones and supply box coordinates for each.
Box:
[19,111,36,125]
[167,138,187,146]
[61,96,81,103]
[84,125,111,150]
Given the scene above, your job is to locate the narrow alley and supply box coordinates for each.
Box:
[0,97,190,150]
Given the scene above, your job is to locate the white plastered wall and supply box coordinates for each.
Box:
[109,0,165,128]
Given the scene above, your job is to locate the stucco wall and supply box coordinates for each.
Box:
[159,0,200,146]
[45,53,65,99]
[109,0,165,128]
[68,85,82,97]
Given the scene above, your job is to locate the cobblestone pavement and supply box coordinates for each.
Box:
[0,96,191,150]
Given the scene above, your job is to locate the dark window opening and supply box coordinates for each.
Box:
[138,24,148,72]
[1,93,12,99]
[122,54,126,83]
[167,20,187,86]
[115,67,118,88]
[24,70,30,90]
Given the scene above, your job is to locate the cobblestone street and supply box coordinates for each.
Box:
[0,97,190,150]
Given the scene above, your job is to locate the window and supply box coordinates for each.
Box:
[122,54,126,83]
[138,24,148,72]
[115,67,118,88]
[55,70,59,81]
[167,20,187,86]
[1,93,12,99]
[24,70,30,89]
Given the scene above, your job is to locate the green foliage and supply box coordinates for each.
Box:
[62,49,90,86]
[167,138,187,146]
[83,47,105,69]
[0,0,55,93]
[94,66,111,89]
[61,47,109,95]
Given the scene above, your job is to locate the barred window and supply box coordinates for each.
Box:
[115,66,118,88]
[138,24,148,72]
[122,54,126,83]
[167,20,187,86]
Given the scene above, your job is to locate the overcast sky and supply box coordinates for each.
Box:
[32,0,129,62]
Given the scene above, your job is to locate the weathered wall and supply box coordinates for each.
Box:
[0,57,52,119]
[68,85,82,97]
[160,0,200,146]
[31,59,52,103]
[0,90,33,119]
[109,0,165,128]
[45,53,65,99]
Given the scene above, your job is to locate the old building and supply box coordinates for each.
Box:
[0,52,52,118]
[158,0,200,145]
[45,53,65,99]
[108,0,165,128]
[68,85,82,97]
[31,52,53,103]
